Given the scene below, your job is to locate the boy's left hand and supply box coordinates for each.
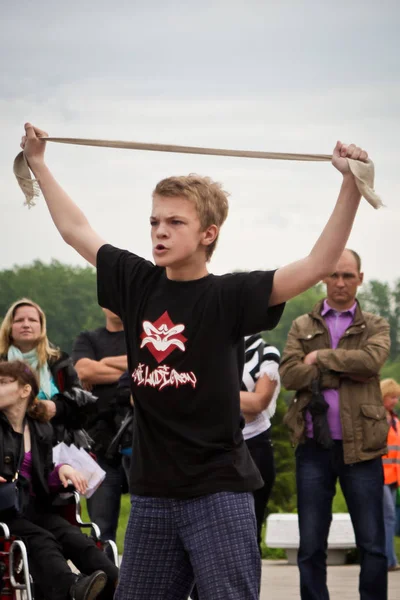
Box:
[58,465,88,495]
[21,123,48,169]
[332,141,368,175]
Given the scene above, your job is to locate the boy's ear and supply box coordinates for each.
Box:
[201,224,219,247]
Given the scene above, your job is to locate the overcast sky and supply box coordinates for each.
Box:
[1,0,399,283]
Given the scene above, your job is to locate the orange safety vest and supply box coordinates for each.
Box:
[382,414,400,486]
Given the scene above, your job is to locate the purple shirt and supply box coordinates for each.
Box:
[306,300,357,440]
[20,451,63,494]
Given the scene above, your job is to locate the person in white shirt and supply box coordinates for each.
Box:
[240,334,281,552]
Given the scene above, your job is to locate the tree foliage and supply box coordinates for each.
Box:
[359,279,400,360]
[269,395,296,513]
[0,261,103,354]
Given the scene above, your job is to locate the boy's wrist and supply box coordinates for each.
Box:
[341,172,355,183]
[27,158,48,177]
[340,172,360,196]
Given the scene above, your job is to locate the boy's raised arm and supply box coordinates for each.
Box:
[269,141,367,307]
[21,123,106,267]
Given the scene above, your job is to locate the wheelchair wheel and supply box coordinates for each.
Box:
[102,540,119,568]
[9,540,34,600]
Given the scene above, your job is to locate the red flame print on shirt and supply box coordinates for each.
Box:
[140,311,187,363]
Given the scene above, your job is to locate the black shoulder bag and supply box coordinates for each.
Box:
[308,378,334,450]
[0,437,25,515]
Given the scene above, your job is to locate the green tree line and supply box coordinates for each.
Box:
[0,261,104,353]
[1,261,400,520]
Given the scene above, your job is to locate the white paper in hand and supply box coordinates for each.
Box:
[52,442,106,498]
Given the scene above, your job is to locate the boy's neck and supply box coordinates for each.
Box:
[166,263,209,281]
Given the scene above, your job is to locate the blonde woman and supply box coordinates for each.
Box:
[0,298,95,447]
[381,378,400,571]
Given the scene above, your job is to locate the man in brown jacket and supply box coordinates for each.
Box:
[280,249,390,600]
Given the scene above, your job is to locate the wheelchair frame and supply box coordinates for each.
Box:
[0,522,33,599]
[0,491,119,599]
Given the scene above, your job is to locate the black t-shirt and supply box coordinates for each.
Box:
[97,244,285,498]
[71,327,126,422]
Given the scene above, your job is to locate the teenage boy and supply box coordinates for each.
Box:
[20,123,368,600]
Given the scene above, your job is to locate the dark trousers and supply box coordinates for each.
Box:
[7,505,119,600]
[296,439,387,600]
[87,454,126,542]
[245,428,276,551]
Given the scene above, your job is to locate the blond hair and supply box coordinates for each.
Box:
[0,298,60,366]
[153,174,229,260]
[380,378,400,400]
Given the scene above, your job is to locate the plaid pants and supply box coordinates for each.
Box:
[115,491,261,600]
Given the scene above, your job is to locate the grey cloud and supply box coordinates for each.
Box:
[2,0,399,101]
[1,0,399,283]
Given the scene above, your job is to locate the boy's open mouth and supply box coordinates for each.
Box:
[154,244,169,256]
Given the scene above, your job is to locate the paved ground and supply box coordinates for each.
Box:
[260,560,400,599]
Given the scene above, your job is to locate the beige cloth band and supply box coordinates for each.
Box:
[13,137,383,209]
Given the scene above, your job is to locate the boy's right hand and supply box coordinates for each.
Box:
[20,123,48,168]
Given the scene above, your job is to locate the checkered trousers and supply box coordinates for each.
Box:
[115,491,261,600]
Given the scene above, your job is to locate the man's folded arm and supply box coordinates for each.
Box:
[280,322,319,391]
[317,320,390,378]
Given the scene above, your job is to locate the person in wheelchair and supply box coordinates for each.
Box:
[0,360,118,600]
